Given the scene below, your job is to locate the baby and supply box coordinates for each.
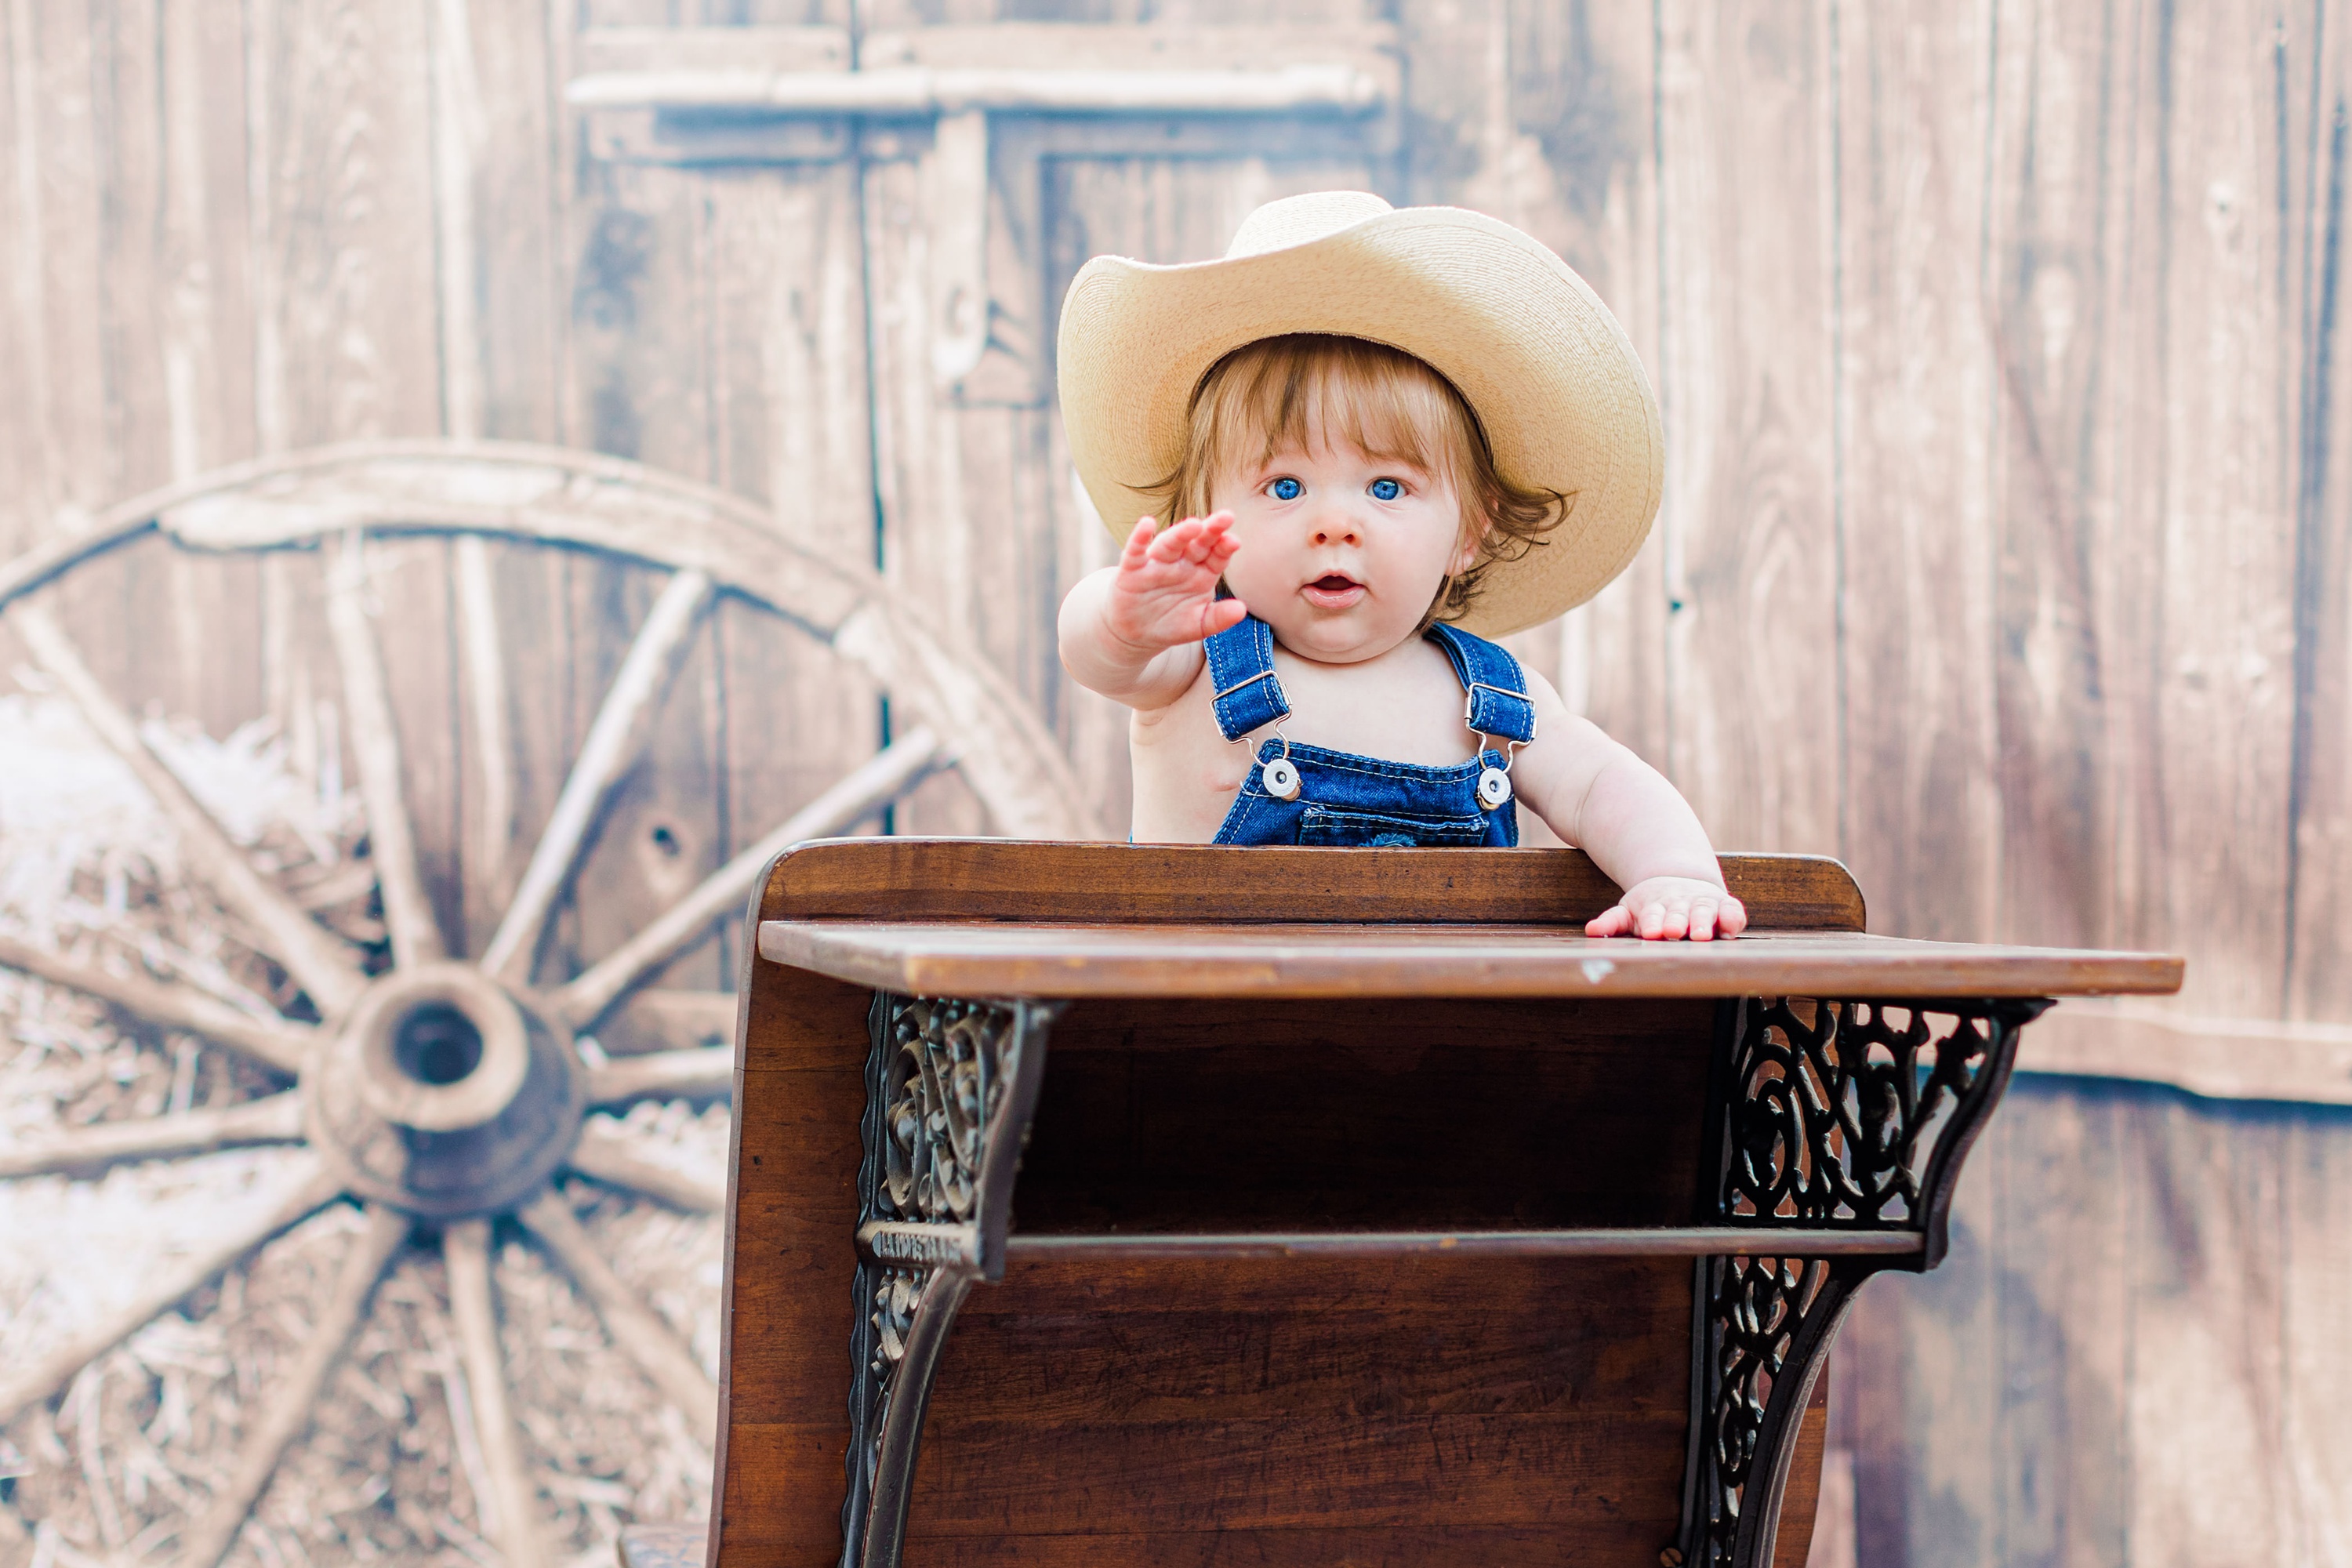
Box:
[1054,193,1744,942]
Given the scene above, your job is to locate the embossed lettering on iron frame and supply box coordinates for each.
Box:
[1673,996,2049,1568]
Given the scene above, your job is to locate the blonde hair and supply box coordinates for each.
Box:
[1145,335,1569,621]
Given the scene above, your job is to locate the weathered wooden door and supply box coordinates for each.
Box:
[568,5,1417,844]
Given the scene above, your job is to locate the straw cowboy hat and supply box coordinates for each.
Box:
[1057,191,1664,638]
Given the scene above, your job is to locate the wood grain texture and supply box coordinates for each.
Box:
[757,918,2183,1000]
[900,1255,1693,1559]
[861,143,989,842]
[357,536,468,951]
[4,0,109,557]
[2122,1092,2293,1564]
[1976,0,2116,957]
[2134,0,2299,1017]
[1838,1076,2352,1568]
[1831,0,2001,946]
[759,838,1871,931]
[713,953,869,1552]
[1563,0,1672,772]
[1990,1081,2132,1568]
[2287,9,2352,1025]
[633,155,879,923]
[2282,1109,2352,1561]
[1656,0,1843,859]
[85,0,266,738]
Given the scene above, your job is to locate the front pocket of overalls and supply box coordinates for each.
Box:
[1296,805,1490,848]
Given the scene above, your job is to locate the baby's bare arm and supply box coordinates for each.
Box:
[1058,514,1248,711]
[1511,673,1747,941]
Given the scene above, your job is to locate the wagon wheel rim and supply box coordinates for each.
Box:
[0,440,1100,1568]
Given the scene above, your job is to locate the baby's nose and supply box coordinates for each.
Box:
[1309,511,1363,546]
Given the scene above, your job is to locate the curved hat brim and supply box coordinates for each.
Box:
[1055,204,1663,639]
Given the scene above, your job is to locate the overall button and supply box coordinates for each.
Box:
[1261,757,1302,800]
[1476,766,1513,810]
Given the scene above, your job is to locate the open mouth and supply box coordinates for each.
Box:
[1301,572,1366,608]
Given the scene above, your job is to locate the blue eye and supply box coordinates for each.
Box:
[1269,477,1302,501]
[1370,477,1402,501]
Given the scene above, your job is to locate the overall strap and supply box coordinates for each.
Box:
[1425,622,1537,745]
[1204,615,1291,742]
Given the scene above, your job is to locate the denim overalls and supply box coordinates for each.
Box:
[1206,615,1537,848]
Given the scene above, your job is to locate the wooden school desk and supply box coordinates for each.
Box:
[626,839,2182,1568]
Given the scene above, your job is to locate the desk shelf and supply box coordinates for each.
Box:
[1000,1228,1927,1259]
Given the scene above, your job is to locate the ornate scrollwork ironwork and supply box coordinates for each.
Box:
[880,997,1011,1224]
[1714,997,2047,1263]
[1675,996,2046,1568]
[844,993,1056,1568]
[1680,1254,1857,1568]
[867,1266,923,1400]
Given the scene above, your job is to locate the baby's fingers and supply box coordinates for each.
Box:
[1200,597,1248,638]
[1584,904,1634,938]
[1637,895,1690,942]
[1121,516,1160,565]
[1146,512,1235,564]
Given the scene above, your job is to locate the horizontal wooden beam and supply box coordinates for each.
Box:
[1001,1229,1926,1260]
[566,64,1386,116]
[2017,998,2352,1105]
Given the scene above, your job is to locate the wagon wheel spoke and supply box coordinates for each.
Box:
[174,1203,407,1568]
[584,1049,733,1108]
[0,1165,344,1425]
[325,535,445,970]
[550,726,949,1033]
[452,535,516,892]
[444,1220,548,1568]
[517,1186,718,1438]
[567,1131,725,1214]
[0,933,313,1076]
[5,603,369,1018]
[480,568,715,985]
[0,1091,305,1180]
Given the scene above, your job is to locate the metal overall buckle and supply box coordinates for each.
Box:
[1215,667,1303,801]
[1474,738,1519,811]
[1259,730,1301,800]
[1463,683,1534,812]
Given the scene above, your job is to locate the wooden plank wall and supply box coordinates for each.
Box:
[5,2,2352,1565]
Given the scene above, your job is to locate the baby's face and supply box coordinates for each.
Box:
[1214,437,1477,665]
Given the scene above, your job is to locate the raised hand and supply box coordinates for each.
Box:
[1106,514,1248,653]
[1584,877,1748,942]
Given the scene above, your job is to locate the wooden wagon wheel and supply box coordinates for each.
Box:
[0,440,1099,1568]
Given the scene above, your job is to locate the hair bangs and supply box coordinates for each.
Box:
[1232,339,1457,480]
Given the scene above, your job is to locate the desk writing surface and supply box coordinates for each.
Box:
[755,920,2184,999]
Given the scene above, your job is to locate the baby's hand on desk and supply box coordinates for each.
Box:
[1108,514,1247,652]
[1586,877,1748,942]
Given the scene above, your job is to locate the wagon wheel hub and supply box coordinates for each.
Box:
[307,966,587,1221]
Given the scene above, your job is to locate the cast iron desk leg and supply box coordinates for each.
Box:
[1673,996,2047,1568]
[843,996,1057,1568]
